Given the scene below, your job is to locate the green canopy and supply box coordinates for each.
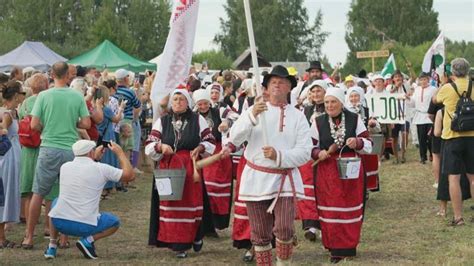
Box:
[68,40,156,72]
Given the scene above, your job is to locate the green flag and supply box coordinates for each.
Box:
[381,53,396,77]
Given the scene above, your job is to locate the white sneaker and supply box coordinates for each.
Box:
[432,183,438,189]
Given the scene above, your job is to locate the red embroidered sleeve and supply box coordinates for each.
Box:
[201,127,216,146]
[146,130,162,152]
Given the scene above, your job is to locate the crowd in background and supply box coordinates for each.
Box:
[0,57,473,263]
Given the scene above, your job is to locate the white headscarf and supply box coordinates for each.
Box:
[170,88,194,109]
[205,82,224,103]
[345,86,366,114]
[324,86,345,105]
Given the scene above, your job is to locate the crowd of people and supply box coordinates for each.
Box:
[0,56,473,265]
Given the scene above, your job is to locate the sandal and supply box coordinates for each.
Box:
[0,240,16,248]
[450,218,465,226]
[21,242,34,250]
[436,211,446,218]
[401,157,406,163]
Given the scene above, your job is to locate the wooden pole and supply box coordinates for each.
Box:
[372,57,375,73]
[243,0,268,145]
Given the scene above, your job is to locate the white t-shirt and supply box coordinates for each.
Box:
[49,157,123,226]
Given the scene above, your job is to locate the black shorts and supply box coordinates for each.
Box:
[432,136,442,154]
[442,137,474,175]
[391,122,409,138]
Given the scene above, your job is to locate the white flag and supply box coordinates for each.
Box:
[422,32,445,76]
[151,0,200,121]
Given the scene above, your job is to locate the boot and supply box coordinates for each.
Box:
[254,244,272,266]
[276,238,293,266]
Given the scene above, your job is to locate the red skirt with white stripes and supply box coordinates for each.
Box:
[315,152,365,257]
[203,143,233,216]
[232,155,252,244]
[361,154,379,192]
[296,161,319,221]
[157,151,203,244]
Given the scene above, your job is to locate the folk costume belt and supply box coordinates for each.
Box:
[246,160,297,214]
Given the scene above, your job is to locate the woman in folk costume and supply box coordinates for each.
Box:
[206,82,227,108]
[311,87,372,263]
[345,86,381,192]
[223,65,312,265]
[145,89,216,258]
[192,89,238,236]
[297,79,327,242]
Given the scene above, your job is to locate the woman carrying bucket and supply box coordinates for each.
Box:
[310,87,372,263]
[345,87,381,192]
[145,89,216,259]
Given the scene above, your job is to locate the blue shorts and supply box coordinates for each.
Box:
[51,199,120,237]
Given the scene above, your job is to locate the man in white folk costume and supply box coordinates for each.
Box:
[222,65,312,265]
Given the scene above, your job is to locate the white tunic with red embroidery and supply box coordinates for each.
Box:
[229,102,312,202]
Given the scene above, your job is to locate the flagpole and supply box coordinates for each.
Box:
[243,0,268,145]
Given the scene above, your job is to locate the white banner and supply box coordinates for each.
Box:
[366,93,406,124]
[151,0,200,121]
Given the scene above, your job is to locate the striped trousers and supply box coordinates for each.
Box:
[246,197,295,246]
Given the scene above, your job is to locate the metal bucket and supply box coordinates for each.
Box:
[370,134,385,155]
[154,156,186,201]
[336,145,361,180]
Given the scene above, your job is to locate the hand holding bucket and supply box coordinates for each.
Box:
[336,144,361,180]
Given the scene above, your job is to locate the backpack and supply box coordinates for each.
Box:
[18,115,41,148]
[449,79,474,132]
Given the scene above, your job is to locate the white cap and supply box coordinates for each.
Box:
[192,89,211,104]
[72,140,96,156]
[308,79,328,91]
[325,87,345,104]
[371,74,384,82]
[115,69,129,80]
[22,66,35,74]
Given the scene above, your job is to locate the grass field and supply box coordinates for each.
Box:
[2,145,474,265]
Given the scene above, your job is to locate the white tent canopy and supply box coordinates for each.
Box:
[0,41,67,72]
[148,54,162,70]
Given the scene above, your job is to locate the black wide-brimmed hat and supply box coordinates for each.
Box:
[262,65,297,88]
[306,61,323,72]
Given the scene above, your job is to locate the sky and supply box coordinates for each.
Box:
[193,0,474,66]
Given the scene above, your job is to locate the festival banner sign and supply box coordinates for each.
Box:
[151,0,199,121]
[366,93,406,124]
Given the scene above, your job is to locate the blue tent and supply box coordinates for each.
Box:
[0,41,67,72]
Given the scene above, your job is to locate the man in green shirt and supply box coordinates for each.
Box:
[22,62,90,258]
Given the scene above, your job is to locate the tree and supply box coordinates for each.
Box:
[0,0,171,61]
[192,50,233,70]
[126,0,171,60]
[445,39,474,65]
[87,0,136,54]
[214,0,328,62]
[343,0,439,75]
